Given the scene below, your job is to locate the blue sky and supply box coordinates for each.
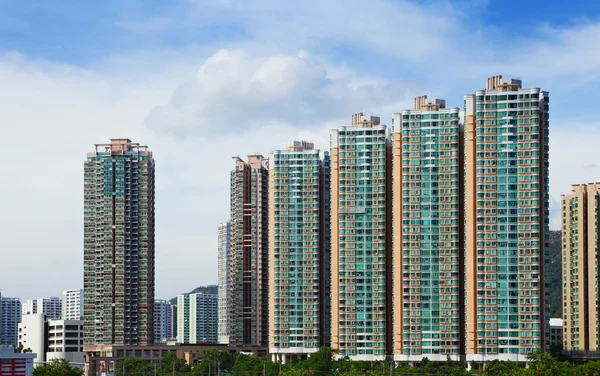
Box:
[1,0,600,300]
[2,0,599,66]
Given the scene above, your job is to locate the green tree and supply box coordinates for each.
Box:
[526,349,573,376]
[33,359,83,376]
[191,350,235,375]
[295,347,335,374]
[279,369,314,376]
[231,354,279,376]
[484,360,524,376]
[14,343,32,353]
[115,357,153,376]
[159,352,190,374]
[574,360,600,376]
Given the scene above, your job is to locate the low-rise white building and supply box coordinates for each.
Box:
[18,314,45,364]
[18,315,84,366]
[46,319,84,364]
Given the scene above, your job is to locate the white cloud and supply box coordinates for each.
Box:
[145,49,413,137]
[550,124,600,230]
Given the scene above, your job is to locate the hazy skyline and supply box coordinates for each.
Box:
[1,0,600,300]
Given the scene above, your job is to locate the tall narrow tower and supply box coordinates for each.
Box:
[561,183,600,351]
[218,222,231,344]
[392,97,464,361]
[268,140,331,362]
[330,113,393,360]
[229,155,269,346]
[83,138,155,350]
[464,77,550,361]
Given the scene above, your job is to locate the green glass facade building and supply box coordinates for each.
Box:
[392,96,464,361]
[330,113,393,360]
[464,76,550,361]
[268,140,331,362]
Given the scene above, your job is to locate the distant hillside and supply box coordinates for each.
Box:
[547,230,562,318]
[169,284,218,305]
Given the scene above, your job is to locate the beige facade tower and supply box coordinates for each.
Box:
[391,97,464,361]
[83,139,155,350]
[330,113,393,360]
[229,155,269,347]
[268,141,330,362]
[464,77,550,361]
[561,183,600,351]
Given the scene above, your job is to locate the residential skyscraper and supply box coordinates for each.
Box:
[229,155,269,346]
[177,295,191,344]
[83,138,155,349]
[0,294,21,347]
[177,293,218,344]
[464,76,550,360]
[561,183,600,351]
[391,97,464,360]
[154,299,175,343]
[22,297,61,320]
[21,300,36,316]
[268,140,331,362]
[330,113,393,359]
[62,289,83,320]
[169,304,178,340]
[217,222,231,344]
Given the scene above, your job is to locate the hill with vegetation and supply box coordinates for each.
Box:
[547,230,562,318]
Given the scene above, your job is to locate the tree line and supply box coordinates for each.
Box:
[31,347,600,375]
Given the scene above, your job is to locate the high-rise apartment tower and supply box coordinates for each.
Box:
[217,222,231,344]
[229,155,269,346]
[0,294,21,347]
[561,183,600,351]
[464,76,550,360]
[330,113,393,359]
[22,297,62,319]
[268,140,331,362]
[83,138,155,349]
[177,293,218,344]
[62,289,83,320]
[391,97,464,361]
[154,299,174,343]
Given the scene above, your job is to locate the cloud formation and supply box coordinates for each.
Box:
[145,49,412,137]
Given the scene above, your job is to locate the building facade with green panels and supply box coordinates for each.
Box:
[330,113,393,360]
[391,96,463,361]
[464,76,550,361]
[177,293,218,344]
[83,139,155,350]
[268,140,330,362]
[177,294,191,344]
